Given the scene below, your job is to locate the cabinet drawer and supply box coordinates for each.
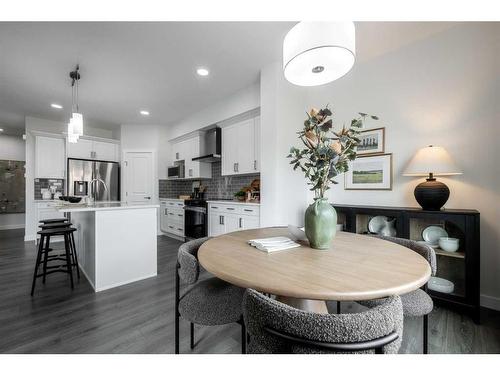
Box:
[240,206,260,216]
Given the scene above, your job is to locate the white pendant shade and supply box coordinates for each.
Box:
[71,112,83,137]
[67,120,79,143]
[283,22,355,86]
[403,146,462,176]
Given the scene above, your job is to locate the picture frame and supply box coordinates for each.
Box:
[356,127,385,156]
[345,153,392,190]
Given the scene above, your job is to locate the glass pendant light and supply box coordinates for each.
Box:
[67,65,83,141]
[283,22,355,86]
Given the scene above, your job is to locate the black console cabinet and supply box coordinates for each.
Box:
[332,204,480,323]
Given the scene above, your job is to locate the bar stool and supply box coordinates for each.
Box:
[39,218,68,224]
[37,222,80,281]
[31,227,78,296]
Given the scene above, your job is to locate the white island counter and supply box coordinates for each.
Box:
[58,203,159,292]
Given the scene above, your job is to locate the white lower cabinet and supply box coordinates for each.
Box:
[208,202,260,236]
[160,199,185,238]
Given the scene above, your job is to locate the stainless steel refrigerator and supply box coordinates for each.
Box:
[67,158,120,201]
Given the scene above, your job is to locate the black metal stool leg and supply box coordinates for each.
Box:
[190,322,195,349]
[241,321,247,354]
[70,232,80,279]
[423,314,429,354]
[64,233,74,289]
[42,234,50,284]
[337,301,341,314]
[31,234,44,296]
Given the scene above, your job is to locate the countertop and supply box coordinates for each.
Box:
[207,200,260,206]
[56,202,160,213]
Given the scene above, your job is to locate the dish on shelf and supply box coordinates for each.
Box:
[368,216,388,234]
[422,225,448,247]
[428,276,454,294]
[438,237,459,252]
[417,240,438,249]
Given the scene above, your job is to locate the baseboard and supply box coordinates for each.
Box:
[0,224,25,230]
[481,294,500,311]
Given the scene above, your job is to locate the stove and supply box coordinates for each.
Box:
[183,199,207,240]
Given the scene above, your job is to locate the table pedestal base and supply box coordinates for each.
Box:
[276,296,329,314]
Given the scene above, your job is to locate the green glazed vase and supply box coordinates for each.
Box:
[304,198,337,250]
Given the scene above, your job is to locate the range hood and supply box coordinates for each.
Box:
[192,127,222,163]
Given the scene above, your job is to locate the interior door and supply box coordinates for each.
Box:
[124,151,154,204]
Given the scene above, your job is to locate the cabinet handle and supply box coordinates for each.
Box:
[168,225,174,229]
[175,152,179,159]
[212,206,218,209]
[233,163,237,172]
[178,214,183,217]
[164,209,168,215]
[244,209,253,212]
[189,169,193,177]
[219,215,224,225]
[226,207,235,211]
[169,213,174,215]
[239,217,242,228]
[236,163,239,172]
[254,160,257,170]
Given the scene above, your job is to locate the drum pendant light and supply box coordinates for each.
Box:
[283,22,355,86]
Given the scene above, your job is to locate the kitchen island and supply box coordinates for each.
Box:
[58,203,159,292]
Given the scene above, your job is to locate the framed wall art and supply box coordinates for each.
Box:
[345,153,392,190]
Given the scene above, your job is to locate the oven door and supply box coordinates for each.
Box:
[184,206,207,239]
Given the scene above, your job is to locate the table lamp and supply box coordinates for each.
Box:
[403,145,462,210]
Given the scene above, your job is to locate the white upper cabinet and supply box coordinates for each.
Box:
[35,136,66,179]
[67,138,93,159]
[68,138,120,162]
[222,116,260,176]
[93,141,119,161]
[169,134,211,179]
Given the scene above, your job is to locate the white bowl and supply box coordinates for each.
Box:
[428,277,454,294]
[438,237,459,252]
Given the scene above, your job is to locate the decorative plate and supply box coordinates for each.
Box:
[422,225,448,246]
[368,216,388,234]
[428,276,454,294]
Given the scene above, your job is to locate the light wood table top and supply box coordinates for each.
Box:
[198,227,431,302]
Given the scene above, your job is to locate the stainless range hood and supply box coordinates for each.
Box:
[192,127,221,163]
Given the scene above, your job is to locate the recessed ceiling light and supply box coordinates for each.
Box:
[51,103,63,109]
[0,128,3,132]
[196,68,209,76]
[140,110,150,116]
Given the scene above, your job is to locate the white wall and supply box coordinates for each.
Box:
[260,62,308,227]
[0,135,26,229]
[259,23,500,309]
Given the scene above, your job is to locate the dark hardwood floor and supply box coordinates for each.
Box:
[0,228,499,354]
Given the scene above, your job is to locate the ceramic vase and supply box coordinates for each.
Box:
[304,198,337,250]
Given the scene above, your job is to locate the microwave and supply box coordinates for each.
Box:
[168,164,185,179]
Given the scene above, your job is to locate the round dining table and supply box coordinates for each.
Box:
[198,227,431,313]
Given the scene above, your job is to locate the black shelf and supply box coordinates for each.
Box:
[333,203,480,324]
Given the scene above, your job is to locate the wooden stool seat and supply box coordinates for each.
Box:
[39,218,68,224]
[39,222,73,229]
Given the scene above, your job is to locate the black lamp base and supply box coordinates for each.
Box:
[414,177,450,211]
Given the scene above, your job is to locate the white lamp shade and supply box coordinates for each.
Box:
[71,112,83,136]
[283,22,355,86]
[67,121,79,143]
[403,146,462,176]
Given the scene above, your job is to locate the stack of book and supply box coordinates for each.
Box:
[248,237,300,253]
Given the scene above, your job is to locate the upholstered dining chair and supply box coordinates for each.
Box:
[243,289,404,354]
[174,237,246,354]
[357,236,437,354]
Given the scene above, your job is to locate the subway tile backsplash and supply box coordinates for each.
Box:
[159,162,259,200]
[34,178,65,200]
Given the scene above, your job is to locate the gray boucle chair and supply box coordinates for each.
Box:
[357,236,436,354]
[175,237,246,354]
[243,289,404,354]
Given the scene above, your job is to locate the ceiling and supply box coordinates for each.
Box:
[0,22,456,135]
